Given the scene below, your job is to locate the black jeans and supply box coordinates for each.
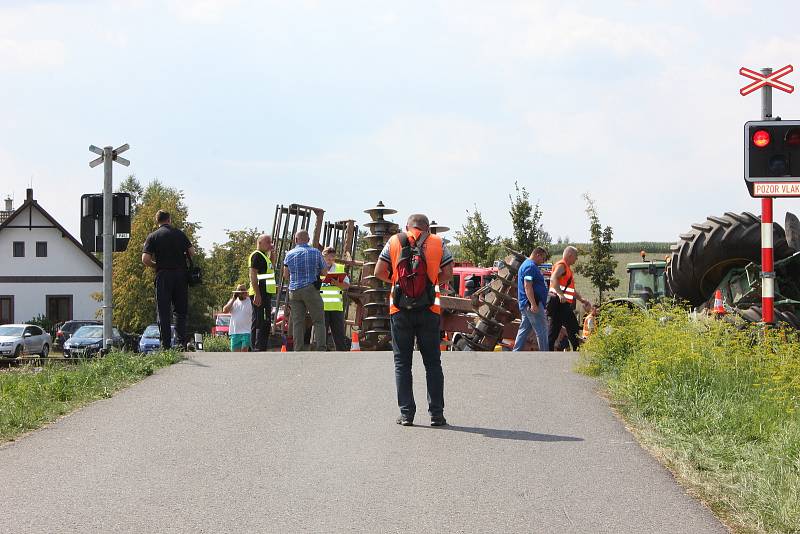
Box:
[155,269,188,349]
[251,292,272,351]
[390,308,444,419]
[546,295,581,351]
[324,311,348,351]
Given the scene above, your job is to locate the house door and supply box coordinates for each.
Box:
[0,296,13,325]
[46,295,73,324]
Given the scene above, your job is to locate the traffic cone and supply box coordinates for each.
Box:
[713,289,726,316]
[350,331,360,351]
[440,333,449,352]
[280,336,288,352]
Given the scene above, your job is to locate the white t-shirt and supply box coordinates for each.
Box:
[229,297,253,335]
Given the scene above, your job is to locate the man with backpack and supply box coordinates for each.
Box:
[374,214,454,427]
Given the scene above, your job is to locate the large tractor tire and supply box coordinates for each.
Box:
[736,306,800,329]
[666,212,795,306]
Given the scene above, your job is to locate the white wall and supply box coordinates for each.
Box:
[0,282,101,323]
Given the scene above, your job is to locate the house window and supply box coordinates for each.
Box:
[0,296,13,325]
[12,241,24,257]
[36,241,47,257]
[46,295,73,324]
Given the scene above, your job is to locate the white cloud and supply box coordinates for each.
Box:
[0,39,66,70]
[168,0,241,23]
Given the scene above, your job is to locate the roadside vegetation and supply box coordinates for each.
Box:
[0,350,181,444]
[201,335,230,352]
[581,304,800,533]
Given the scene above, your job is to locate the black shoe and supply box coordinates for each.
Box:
[430,415,448,427]
[396,415,414,426]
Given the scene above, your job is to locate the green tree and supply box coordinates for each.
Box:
[205,228,263,309]
[509,181,551,254]
[112,180,213,334]
[574,194,619,303]
[117,174,144,215]
[455,205,496,267]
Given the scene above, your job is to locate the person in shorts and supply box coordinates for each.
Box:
[222,283,253,352]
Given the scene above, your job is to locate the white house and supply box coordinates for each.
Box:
[0,189,102,325]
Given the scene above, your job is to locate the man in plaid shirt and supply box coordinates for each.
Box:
[283,230,328,351]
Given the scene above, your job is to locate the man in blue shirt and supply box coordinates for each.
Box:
[513,246,549,351]
[283,230,328,351]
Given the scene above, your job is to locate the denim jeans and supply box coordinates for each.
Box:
[513,305,549,351]
[390,309,444,419]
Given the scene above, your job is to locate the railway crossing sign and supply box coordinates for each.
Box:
[740,65,794,96]
[744,120,800,197]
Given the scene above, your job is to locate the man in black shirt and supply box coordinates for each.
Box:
[141,210,195,350]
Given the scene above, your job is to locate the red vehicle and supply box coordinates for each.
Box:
[449,263,498,297]
[211,313,231,336]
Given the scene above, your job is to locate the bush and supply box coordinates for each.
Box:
[202,335,230,352]
[27,314,55,335]
[580,304,800,532]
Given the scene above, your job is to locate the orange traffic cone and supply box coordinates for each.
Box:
[350,331,360,351]
[280,337,288,352]
[440,333,449,352]
[713,290,726,316]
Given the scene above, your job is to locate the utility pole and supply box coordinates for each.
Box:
[89,144,130,350]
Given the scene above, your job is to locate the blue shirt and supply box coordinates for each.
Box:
[284,243,327,290]
[517,258,548,310]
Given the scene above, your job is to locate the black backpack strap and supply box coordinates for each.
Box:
[398,232,409,247]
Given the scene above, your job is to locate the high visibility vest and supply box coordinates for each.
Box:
[320,262,345,312]
[551,259,576,303]
[248,250,276,296]
[387,232,444,315]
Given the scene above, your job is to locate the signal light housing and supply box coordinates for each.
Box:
[744,120,800,197]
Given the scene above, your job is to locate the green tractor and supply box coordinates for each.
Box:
[608,255,668,309]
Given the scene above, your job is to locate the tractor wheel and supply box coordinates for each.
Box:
[666,212,795,306]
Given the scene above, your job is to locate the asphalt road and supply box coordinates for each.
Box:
[0,351,726,534]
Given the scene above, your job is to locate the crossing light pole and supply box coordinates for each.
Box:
[89,143,130,350]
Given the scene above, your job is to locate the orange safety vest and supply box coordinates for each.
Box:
[551,259,576,303]
[387,232,444,315]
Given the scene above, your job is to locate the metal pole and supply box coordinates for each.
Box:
[760,68,775,324]
[102,146,114,349]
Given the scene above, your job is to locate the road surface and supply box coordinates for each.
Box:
[0,351,726,533]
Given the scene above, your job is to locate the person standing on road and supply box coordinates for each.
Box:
[249,234,277,351]
[513,247,550,351]
[320,246,351,351]
[141,210,195,350]
[546,246,591,351]
[374,214,454,427]
[283,230,328,351]
[222,284,253,352]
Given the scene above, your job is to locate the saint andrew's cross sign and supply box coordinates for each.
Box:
[740,65,794,96]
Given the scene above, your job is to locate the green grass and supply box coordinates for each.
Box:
[0,350,182,443]
[581,305,800,533]
[202,335,231,352]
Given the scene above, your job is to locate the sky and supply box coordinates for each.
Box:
[2,0,800,250]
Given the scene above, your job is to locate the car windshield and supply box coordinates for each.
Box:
[73,326,103,339]
[216,315,230,326]
[630,268,665,296]
[142,325,160,338]
[0,326,24,337]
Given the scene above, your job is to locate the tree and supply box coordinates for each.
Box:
[455,205,496,267]
[509,181,551,254]
[118,174,144,215]
[205,228,263,309]
[574,194,619,303]
[112,180,213,334]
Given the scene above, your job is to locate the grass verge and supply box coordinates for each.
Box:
[580,304,800,534]
[0,350,181,444]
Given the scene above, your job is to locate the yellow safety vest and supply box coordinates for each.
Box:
[320,262,345,312]
[248,250,276,296]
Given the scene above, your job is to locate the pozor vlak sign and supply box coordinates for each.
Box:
[744,120,800,197]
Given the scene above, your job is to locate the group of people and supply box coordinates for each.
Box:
[141,207,594,428]
[513,245,593,352]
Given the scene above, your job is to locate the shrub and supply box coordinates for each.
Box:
[202,335,231,352]
[580,304,800,532]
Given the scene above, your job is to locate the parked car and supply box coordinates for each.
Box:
[211,313,231,336]
[0,324,52,360]
[54,320,102,350]
[138,324,178,353]
[63,325,125,358]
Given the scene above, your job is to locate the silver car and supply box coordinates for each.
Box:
[0,324,52,360]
